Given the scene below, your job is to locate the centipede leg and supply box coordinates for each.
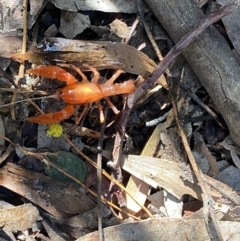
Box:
[83,64,100,83]
[96,101,104,123]
[105,69,125,85]
[75,104,89,125]
[105,97,120,114]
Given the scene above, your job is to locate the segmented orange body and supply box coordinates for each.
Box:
[26,65,135,124]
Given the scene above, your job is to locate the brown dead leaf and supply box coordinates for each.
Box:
[0,203,39,232]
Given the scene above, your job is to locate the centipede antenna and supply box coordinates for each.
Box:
[0,94,58,107]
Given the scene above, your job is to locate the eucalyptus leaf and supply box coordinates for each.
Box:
[45,151,87,184]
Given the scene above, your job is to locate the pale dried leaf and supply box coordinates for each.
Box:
[148,190,164,209]
[28,0,47,28]
[122,154,240,203]
[121,154,202,199]
[203,174,240,206]
[215,166,240,192]
[0,203,39,232]
[194,132,219,176]
[192,151,209,174]
[125,175,149,213]
[59,11,90,39]
[0,0,23,33]
[29,0,45,15]
[78,218,240,241]
[0,36,22,58]
[44,24,58,37]
[226,206,240,221]
[179,162,194,183]
[164,191,183,218]
[195,0,208,7]
[109,19,131,38]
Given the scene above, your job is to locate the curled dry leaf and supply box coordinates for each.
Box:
[12,37,167,87]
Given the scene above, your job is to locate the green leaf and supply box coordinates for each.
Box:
[45,151,87,184]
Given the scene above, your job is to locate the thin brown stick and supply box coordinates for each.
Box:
[124,18,139,44]
[136,0,164,62]
[0,144,14,164]
[97,107,108,241]
[177,81,224,128]
[170,88,223,240]
[0,67,18,89]
[10,0,28,119]
[0,88,50,95]
[11,0,44,116]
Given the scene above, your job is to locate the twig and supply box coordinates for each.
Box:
[136,0,164,62]
[145,112,168,126]
[11,0,28,119]
[109,2,235,169]
[0,67,18,89]
[170,87,223,240]
[124,18,139,44]
[177,81,225,128]
[0,144,14,164]
[0,88,49,95]
[97,107,108,241]
[11,0,44,117]
[0,134,15,145]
